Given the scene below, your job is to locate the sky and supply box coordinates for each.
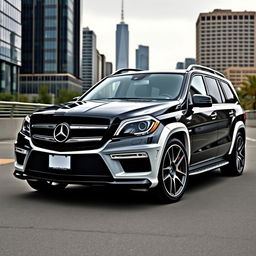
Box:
[82,0,256,70]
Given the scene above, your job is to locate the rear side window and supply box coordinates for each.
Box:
[220,81,236,103]
[204,77,222,103]
[190,76,207,96]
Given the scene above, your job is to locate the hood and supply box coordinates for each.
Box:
[34,99,180,121]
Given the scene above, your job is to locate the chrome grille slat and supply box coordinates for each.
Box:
[32,124,57,129]
[32,134,55,142]
[70,125,108,130]
[66,137,103,143]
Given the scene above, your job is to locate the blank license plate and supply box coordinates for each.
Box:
[49,155,71,170]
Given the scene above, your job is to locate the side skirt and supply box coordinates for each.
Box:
[189,158,229,176]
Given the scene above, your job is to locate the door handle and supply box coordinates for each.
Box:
[211,112,217,120]
[229,110,235,117]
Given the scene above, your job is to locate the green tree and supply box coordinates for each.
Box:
[18,94,30,103]
[0,92,15,101]
[55,89,80,104]
[37,86,52,104]
[240,75,256,110]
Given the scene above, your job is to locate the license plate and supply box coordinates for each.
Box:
[49,155,71,170]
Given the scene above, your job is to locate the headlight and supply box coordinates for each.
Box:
[114,116,160,137]
[21,115,31,137]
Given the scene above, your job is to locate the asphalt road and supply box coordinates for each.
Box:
[0,128,256,256]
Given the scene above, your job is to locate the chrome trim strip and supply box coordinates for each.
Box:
[70,125,108,130]
[32,134,55,142]
[110,152,148,159]
[66,137,103,143]
[32,124,56,129]
[189,161,229,176]
[15,147,27,154]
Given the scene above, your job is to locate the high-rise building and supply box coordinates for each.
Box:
[82,27,97,92]
[184,58,196,68]
[196,9,256,73]
[136,45,149,70]
[20,0,82,96]
[0,0,21,94]
[106,62,113,76]
[116,0,129,70]
[224,67,256,88]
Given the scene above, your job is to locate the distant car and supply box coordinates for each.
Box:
[14,65,246,203]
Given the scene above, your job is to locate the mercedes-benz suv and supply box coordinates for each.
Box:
[14,65,246,203]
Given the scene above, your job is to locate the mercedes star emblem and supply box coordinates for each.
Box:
[53,123,70,143]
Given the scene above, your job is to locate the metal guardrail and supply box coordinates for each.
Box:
[245,110,256,120]
[0,101,51,118]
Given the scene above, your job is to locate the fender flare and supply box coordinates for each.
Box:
[228,121,246,155]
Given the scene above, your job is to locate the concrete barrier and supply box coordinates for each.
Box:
[0,118,23,141]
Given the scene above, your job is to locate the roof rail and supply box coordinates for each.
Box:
[187,65,225,78]
[112,68,143,76]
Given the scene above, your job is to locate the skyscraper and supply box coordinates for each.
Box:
[136,45,149,70]
[184,58,196,68]
[20,0,82,96]
[0,0,21,94]
[196,9,256,73]
[116,0,129,70]
[82,27,97,92]
[176,62,184,69]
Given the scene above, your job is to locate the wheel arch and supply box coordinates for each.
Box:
[159,122,191,164]
[228,121,246,155]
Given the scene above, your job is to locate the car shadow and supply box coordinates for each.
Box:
[16,170,227,208]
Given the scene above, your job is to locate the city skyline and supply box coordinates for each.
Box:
[82,0,256,70]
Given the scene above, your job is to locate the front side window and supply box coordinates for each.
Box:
[82,73,184,101]
[190,75,207,96]
[204,77,222,103]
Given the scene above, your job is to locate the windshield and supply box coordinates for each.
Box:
[81,73,184,101]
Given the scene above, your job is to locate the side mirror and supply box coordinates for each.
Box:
[192,94,212,107]
[72,96,80,101]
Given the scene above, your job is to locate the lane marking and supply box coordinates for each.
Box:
[0,159,15,166]
[246,137,256,142]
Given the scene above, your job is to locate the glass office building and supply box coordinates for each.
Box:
[136,45,149,70]
[20,0,82,95]
[0,0,21,94]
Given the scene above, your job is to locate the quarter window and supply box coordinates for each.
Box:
[220,81,236,103]
[204,77,222,103]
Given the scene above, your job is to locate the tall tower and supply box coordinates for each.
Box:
[115,0,129,70]
[20,0,82,95]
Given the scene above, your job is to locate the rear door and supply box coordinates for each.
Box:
[204,77,232,158]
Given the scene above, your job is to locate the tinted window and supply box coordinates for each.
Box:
[204,77,222,103]
[190,76,207,96]
[220,81,236,103]
[82,74,184,101]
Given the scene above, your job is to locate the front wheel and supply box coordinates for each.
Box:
[221,132,245,176]
[27,180,68,193]
[154,138,189,203]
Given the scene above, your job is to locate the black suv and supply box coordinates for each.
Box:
[14,65,246,203]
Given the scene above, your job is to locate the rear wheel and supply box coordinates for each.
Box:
[154,138,189,203]
[221,132,245,176]
[27,180,67,193]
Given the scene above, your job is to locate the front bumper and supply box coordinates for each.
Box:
[14,131,165,188]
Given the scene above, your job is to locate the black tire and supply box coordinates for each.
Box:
[27,180,67,193]
[221,131,245,176]
[154,138,189,203]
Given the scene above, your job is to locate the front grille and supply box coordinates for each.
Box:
[25,151,113,182]
[30,115,113,151]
